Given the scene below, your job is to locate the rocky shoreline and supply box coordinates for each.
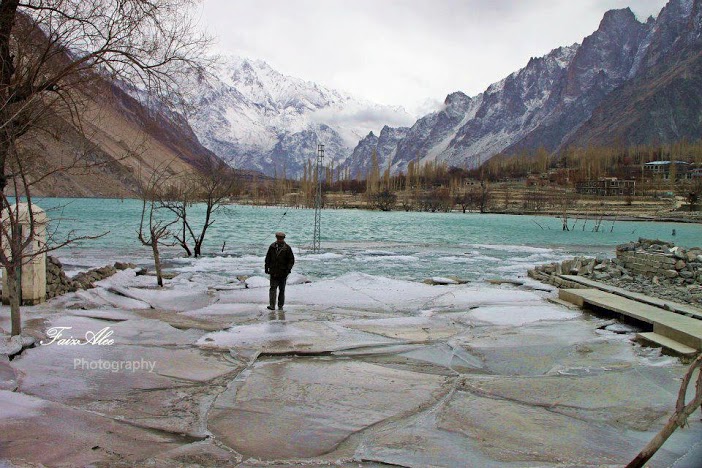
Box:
[529,238,702,307]
[46,257,138,299]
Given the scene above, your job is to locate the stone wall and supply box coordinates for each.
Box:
[46,257,136,299]
[528,238,702,306]
[46,257,78,299]
[616,239,702,284]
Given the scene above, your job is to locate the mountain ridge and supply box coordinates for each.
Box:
[186,56,414,178]
[347,0,702,175]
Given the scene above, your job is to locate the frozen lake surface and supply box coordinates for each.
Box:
[1,199,701,466]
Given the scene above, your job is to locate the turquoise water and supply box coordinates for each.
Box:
[35,197,702,282]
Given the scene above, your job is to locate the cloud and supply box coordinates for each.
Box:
[412,98,445,117]
[309,104,415,134]
[201,0,669,114]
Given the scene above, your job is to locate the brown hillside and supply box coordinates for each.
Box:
[18,78,223,198]
[565,49,702,149]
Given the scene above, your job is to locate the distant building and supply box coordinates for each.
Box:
[643,161,691,180]
[575,177,636,196]
[525,174,548,187]
[689,167,702,179]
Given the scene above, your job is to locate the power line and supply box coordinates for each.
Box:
[313,144,324,253]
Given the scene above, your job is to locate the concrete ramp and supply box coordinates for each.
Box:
[559,288,702,356]
[560,275,702,320]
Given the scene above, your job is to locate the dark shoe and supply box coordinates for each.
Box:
[267,306,275,310]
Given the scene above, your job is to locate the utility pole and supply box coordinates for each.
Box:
[313,144,324,253]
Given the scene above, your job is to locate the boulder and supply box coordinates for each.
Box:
[592,272,610,281]
[426,277,459,285]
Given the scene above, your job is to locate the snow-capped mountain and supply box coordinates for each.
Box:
[187,56,413,177]
[350,0,702,174]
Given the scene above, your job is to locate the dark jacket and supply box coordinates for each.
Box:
[265,241,295,278]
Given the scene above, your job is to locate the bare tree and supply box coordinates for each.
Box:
[455,190,473,213]
[1,152,102,336]
[137,169,176,287]
[399,192,415,212]
[684,178,702,211]
[370,189,397,211]
[476,180,491,213]
[558,189,577,231]
[0,1,210,336]
[419,188,452,213]
[158,175,195,256]
[190,158,236,257]
[0,0,212,192]
[160,158,236,257]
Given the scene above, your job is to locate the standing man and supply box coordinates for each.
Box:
[265,231,295,311]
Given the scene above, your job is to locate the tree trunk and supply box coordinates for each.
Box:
[6,266,21,336]
[194,204,213,258]
[178,237,192,257]
[151,240,163,287]
[627,354,702,468]
[180,218,192,256]
[0,0,20,193]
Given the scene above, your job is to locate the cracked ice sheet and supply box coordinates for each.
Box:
[460,367,692,432]
[432,382,702,467]
[336,342,485,376]
[0,360,16,390]
[207,358,448,461]
[13,317,237,394]
[9,315,241,436]
[217,272,542,313]
[91,269,215,311]
[362,389,643,466]
[0,389,184,466]
[338,316,465,342]
[181,302,261,318]
[469,303,580,326]
[197,320,400,354]
[461,319,679,377]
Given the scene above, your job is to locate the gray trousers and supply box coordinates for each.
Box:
[269,275,287,309]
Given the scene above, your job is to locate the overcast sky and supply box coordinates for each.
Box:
[200,0,669,116]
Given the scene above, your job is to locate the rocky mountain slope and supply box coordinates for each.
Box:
[566,0,702,147]
[23,78,225,198]
[186,56,414,178]
[349,0,702,174]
